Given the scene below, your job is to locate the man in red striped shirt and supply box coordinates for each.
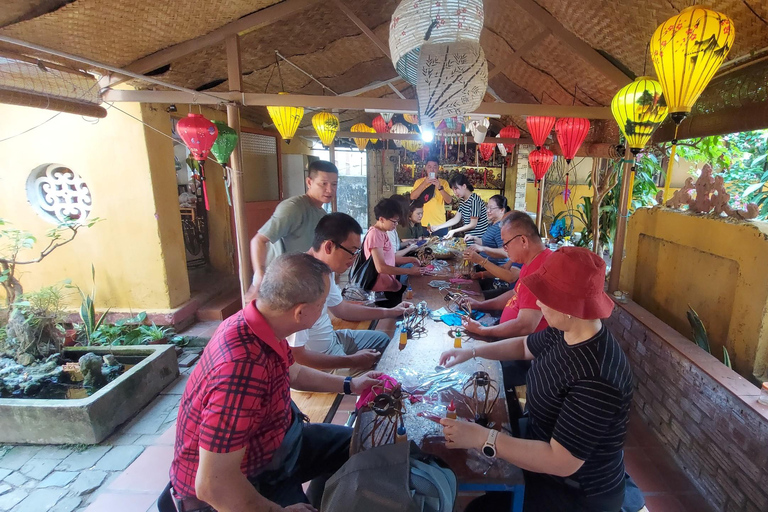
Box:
[168,253,383,512]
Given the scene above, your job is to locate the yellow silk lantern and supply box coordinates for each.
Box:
[650,6,734,202]
[650,6,734,123]
[312,112,339,146]
[267,92,304,142]
[351,123,373,151]
[403,113,419,124]
[402,131,424,152]
[611,77,668,155]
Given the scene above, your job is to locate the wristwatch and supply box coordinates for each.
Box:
[343,376,353,395]
[482,429,499,458]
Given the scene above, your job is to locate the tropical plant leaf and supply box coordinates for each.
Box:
[722,346,732,369]
[686,305,711,354]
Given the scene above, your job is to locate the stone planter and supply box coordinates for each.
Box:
[0,345,179,444]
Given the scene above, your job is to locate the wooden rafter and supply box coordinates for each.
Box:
[510,0,631,87]
[101,89,613,118]
[333,0,391,59]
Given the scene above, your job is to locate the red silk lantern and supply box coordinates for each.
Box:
[372,114,390,134]
[177,113,218,211]
[525,116,555,150]
[529,148,554,182]
[479,142,495,161]
[555,117,590,163]
[499,125,520,153]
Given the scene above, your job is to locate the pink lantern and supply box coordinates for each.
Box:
[529,148,554,183]
[177,113,218,210]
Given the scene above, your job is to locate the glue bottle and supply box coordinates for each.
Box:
[399,329,408,351]
[396,425,407,443]
[446,400,457,420]
[453,331,462,349]
[406,285,413,300]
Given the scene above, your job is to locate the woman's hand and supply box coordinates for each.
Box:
[439,348,473,368]
[463,235,479,244]
[440,418,490,450]
[443,230,456,240]
[408,266,426,276]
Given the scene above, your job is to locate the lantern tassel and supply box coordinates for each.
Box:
[563,172,570,202]
[662,127,679,204]
[200,163,210,211]
[223,165,232,207]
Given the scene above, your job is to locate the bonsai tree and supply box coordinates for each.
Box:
[0,217,99,309]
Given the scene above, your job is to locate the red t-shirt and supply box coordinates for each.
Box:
[500,249,551,332]
[170,302,294,498]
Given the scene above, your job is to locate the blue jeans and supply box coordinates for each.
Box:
[399,263,414,285]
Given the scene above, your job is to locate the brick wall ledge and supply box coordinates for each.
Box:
[615,299,767,421]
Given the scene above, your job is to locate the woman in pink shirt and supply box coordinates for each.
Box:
[364,198,425,307]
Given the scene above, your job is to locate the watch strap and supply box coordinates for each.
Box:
[483,429,499,458]
[343,376,353,395]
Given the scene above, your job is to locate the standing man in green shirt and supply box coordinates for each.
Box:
[245,160,338,302]
[409,156,453,235]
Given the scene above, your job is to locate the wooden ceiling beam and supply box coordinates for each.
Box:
[487,28,550,80]
[102,89,613,118]
[509,0,631,87]
[112,0,322,83]
[333,0,391,59]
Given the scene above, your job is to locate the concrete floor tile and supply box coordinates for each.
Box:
[49,496,81,512]
[10,488,65,512]
[0,448,42,472]
[19,458,59,481]
[56,447,111,472]
[0,489,27,511]
[31,447,73,461]
[38,471,78,488]
[93,446,144,472]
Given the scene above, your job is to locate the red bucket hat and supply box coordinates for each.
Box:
[521,246,614,320]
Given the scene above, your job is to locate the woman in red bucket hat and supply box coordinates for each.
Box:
[439,247,635,512]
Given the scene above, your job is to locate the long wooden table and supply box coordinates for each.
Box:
[352,275,524,500]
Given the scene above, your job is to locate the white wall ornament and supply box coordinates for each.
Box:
[417,41,487,127]
[26,164,92,224]
[390,0,484,85]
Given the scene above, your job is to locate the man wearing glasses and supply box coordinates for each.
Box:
[288,213,411,373]
[462,211,551,340]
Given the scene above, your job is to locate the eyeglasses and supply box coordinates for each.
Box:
[387,218,401,225]
[502,234,523,249]
[334,242,360,257]
[487,205,500,212]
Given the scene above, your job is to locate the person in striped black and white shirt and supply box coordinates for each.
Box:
[428,174,488,242]
[439,247,633,512]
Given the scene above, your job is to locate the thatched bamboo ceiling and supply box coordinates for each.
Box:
[1,0,767,140]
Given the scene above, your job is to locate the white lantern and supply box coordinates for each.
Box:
[381,113,394,123]
[390,0,484,85]
[390,122,409,148]
[417,41,487,127]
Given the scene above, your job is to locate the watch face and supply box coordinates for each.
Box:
[482,445,495,458]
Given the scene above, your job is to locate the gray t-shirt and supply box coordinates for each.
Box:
[259,195,327,268]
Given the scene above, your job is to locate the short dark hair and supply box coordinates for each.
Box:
[307,160,339,178]
[500,210,540,240]
[449,173,474,192]
[389,194,411,227]
[259,253,331,311]
[373,198,402,222]
[312,212,362,250]
[426,155,439,165]
[489,194,511,212]
[409,198,424,214]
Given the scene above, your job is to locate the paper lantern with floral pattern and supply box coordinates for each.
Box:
[312,112,339,146]
[266,92,304,142]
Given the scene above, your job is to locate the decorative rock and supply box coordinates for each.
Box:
[78,353,107,388]
[15,354,35,366]
[102,354,117,366]
[665,163,759,220]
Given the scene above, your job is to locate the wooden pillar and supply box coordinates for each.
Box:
[535,174,546,235]
[608,147,633,293]
[226,35,251,305]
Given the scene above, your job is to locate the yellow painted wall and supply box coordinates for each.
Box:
[0,102,188,311]
[142,104,237,277]
[619,207,768,381]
